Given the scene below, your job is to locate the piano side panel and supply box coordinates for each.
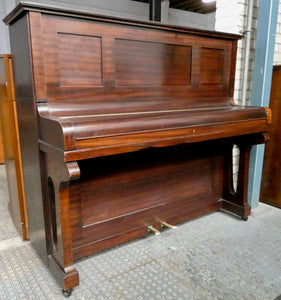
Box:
[69,143,224,260]
[29,13,234,113]
[9,14,47,262]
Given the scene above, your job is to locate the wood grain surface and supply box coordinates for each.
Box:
[260,65,281,208]
[0,55,28,240]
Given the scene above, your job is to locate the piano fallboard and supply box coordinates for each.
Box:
[39,104,269,160]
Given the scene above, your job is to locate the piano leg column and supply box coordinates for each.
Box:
[41,153,80,292]
[221,143,252,220]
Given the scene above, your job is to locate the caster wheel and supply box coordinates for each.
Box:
[62,289,73,297]
[242,216,248,221]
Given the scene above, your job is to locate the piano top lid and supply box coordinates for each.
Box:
[4,0,241,40]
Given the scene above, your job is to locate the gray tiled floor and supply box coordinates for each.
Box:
[0,165,18,241]
[0,164,281,299]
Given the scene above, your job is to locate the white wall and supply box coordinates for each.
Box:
[13,0,150,20]
[215,1,241,34]
[0,0,16,53]
[1,0,216,53]
[12,0,215,29]
[216,0,259,106]
[215,0,260,189]
[168,8,215,30]
[273,3,281,64]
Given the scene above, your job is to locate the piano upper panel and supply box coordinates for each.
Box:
[29,12,236,114]
[25,9,270,162]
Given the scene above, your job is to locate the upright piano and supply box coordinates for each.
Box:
[5,1,270,295]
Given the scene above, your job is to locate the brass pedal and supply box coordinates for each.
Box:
[161,221,177,229]
[147,225,160,235]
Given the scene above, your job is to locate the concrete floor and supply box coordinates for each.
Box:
[0,164,281,299]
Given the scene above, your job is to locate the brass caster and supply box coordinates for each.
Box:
[62,289,73,297]
[148,225,160,235]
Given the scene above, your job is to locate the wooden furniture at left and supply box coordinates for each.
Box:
[0,54,29,240]
[0,121,4,164]
[0,89,4,164]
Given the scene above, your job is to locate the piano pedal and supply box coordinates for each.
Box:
[161,221,177,229]
[147,225,160,235]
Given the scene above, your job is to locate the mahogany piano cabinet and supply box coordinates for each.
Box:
[5,1,270,295]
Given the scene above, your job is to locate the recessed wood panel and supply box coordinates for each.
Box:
[38,14,233,103]
[80,149,212,228]
[115,39,191,86]
[58,33,103,87]
[200,48,224,85]
[69,144,224,252]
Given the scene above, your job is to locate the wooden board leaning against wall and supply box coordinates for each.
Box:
[0,54,29,240]
[0,121,4,164]
[260,65,281,208]
[0,90,4,163]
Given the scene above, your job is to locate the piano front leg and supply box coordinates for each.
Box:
[221,142,252,220]
[41,152,80,292]
[221,133,268,220]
